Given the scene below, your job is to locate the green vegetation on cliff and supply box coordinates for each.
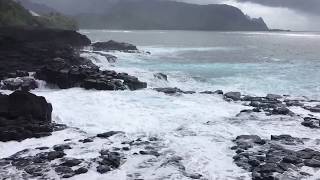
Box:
[0,0,78,30]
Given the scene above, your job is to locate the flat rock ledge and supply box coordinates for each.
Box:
[91,40,138,52]
[0,91,54,142]
[231,134,320,180]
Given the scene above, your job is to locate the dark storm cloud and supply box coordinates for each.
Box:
[235,0,320,15]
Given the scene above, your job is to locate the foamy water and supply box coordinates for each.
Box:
[1,30,320,179]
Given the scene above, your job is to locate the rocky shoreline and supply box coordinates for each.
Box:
[0,27,147,92]
[1,27,320,179]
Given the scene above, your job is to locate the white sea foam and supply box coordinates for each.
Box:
[1,31,320,179]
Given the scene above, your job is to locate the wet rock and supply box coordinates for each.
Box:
[117,73,147,90]
[184,172,203,179]
[256,163,284,173]
[0,28,90,81]
[239,109,254,114]
[74,167,88,175]
[53,124,68,132]
[82,79,117,90]
[235,135,266,145]
[5,70,29,79]
[46,151,66,160]
[99,151,121,168]
[0,91,53,142]
[224,92,241,101]
[242,96,265,102]
[1,77,38,91]
[301,117,320,129]
[214,90,224,94]
[154,87,183,94]
[35,147,49,150]
[139,150,160,157]
[278,162,296,171]
[55,166,74,178]
[53,144,72,151]
[24,165,43,177]
[97,131,123,138]
[271,106,291,115]
[304,105,320,113]
[122,147,130,151]
[61,158,82,167]
[153,87,195,95]
[200,90,223,95]
[231,134,316,180]
[304,159,320,167]
[266,94,283,100]
[271,135,303,145]
[11,157,33,168]
[36,58,146,91]
[154,73,168,81]
[282,155,302,164]
[285,100,304,107]
[296,148,320,159]
[96,165,111,174]
[79,138,94,143]
[92,40,138,52]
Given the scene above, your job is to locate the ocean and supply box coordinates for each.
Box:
[82,30,320,99]
[1,30,320,179]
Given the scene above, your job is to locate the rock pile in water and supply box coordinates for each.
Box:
[36,58,146,90]
[231,135,320,180]
[92,40,138,52]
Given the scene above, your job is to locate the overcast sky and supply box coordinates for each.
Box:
[176,0,320,31]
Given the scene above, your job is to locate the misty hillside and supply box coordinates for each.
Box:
[0,0,78,30]
[0,0,38,27]
[16,0,57,15]
[30,0,269,31]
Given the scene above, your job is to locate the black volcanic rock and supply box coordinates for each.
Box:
[231,134,319,180]
[153,87,195,95]
[0,28,147,91]
[36,59,146,90]
[92,40,138,52]
[224,92,241,101]
[0,91,53,142]
[0,27,90,79]
[1,77,38,91]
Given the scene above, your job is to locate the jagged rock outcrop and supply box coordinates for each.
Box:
[92,40,138,52]
[0,27,147,91]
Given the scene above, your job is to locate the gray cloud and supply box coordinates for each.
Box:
[234,0,320,15]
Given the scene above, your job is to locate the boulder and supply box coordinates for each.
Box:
[96,165,111,174]
[224,92,241,101]
[301,117,320,129]
[200,90,223,95]
[154,87,184,94]
[1,77,38,91]
[92,40,138,52]
[154,73,168,81]
[271,106,291,115]
[97,131,123,138]
[0,91,53,142]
